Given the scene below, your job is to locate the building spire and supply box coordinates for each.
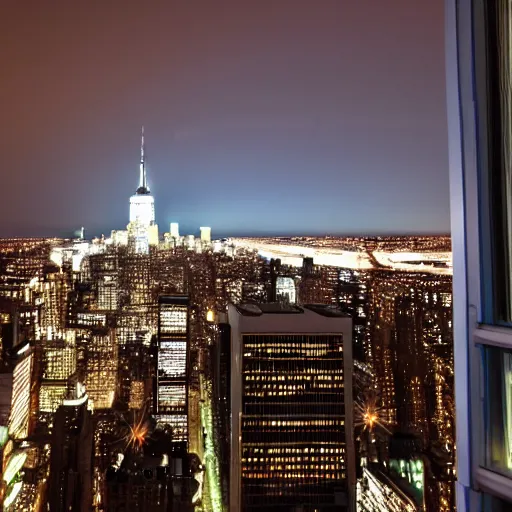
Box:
[138,126,149,193]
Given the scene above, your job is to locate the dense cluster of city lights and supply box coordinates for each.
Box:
[0,228,454,510]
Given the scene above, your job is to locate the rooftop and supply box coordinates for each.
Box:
[235,303,303,316]
[235,302,349,318]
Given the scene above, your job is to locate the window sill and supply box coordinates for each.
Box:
[475,325,512,350]
[477,467,512,504]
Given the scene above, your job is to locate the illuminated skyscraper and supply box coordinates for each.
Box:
[39,340,77,414]
[85,332,118,410]
[357,466,418,512]
[128,127,157,254]
[36,266,70,341]
[276,276,297,304]
[200,227,211,244]
[154,296,189,443]
[228,302,355,512]
[170,223,180,239]
[8,343,33,440]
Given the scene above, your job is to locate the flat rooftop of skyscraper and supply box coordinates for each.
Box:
[235,303,303,315]
[229,302,351,335]
[235,303,349,317]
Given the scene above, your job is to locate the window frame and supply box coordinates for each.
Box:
[448,0,486,508]
[447,0,512,507]
[475,326,512,492]
[477,465,512,504]
[470,0,512,501]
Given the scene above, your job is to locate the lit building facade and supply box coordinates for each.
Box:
[228,302,355,512]
[84,332,117,410]
[8,345,33,439]
[42,342,76,380]
[357,466,417,512]
[297,263,369,362]
[200,227,211,244]
[276,276,296,304]
[364,271,454,510]
[0,240,51,303]
[170,223,180,239]
[39,340,77,414]
[155,296,189,442]
[36,267,70,341]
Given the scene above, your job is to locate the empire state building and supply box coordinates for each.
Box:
[128,127,158,253]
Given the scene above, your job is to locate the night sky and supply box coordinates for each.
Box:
[1,0,448,238]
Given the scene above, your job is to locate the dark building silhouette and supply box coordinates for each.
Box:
[48,385,93,512]
[105,432,197,512]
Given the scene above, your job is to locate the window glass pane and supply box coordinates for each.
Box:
[484,346,512,473]
[482,492,512,511]
[481,0,512,323]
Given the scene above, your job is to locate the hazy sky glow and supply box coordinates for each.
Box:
[1,0,448,238]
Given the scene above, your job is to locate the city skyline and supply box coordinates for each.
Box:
[0,0,510,510]
[2,0,448,238]
[0,2,454,506]
[0,233,454,511]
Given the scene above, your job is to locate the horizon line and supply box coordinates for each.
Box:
[0,230,451,240]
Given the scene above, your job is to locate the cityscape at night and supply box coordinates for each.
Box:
[3,0,512,511]
[0,130,455,511]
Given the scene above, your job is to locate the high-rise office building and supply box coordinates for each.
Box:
[228,302,355,512]
[446,0,512,509]
[8,344,33,440]
[88,251,119,311]
[39,340,77,414]
[276,276,297,304]
[85,332,118,410]
[154,295,189,443]
[297,262,369,362]
[200,227,211,244]
[170,223,180,239]
[48,383,93,512]
[211,319,231,508]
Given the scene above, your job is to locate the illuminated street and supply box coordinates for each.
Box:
[198,374,223,512]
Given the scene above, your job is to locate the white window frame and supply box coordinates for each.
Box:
[448,0,512,507]
[447,0,481,509]
[474,326,512,502]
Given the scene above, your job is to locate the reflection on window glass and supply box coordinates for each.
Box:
[482,492,512,511]
[484,0,512,322]
[485,346,512,472]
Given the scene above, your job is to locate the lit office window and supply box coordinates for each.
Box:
[484,346,512,474]
[159,306,187,334]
